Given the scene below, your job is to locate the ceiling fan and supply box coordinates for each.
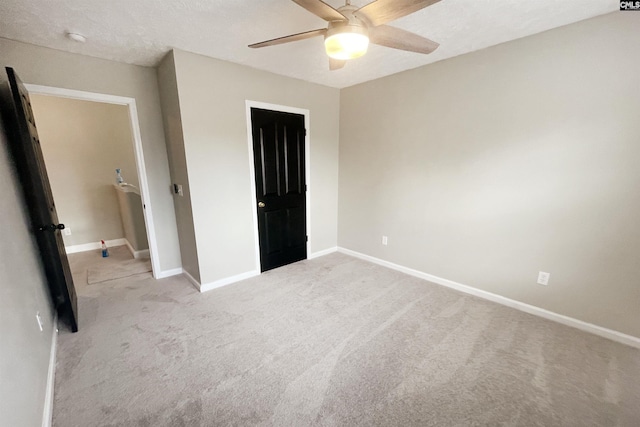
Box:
[249,0,441,70]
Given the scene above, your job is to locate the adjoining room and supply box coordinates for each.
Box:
[29,93,154,286]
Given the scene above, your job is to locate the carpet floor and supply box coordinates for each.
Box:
[86,258,152,285]
[53,252,640,426]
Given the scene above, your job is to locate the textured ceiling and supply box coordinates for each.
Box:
[0,0,618,88]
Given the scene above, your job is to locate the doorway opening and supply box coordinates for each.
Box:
[26,85,161,285]
[246,101,311,273]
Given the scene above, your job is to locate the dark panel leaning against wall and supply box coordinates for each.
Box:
[0,88,57,427]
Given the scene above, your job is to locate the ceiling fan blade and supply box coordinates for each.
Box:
[329,58,346,71]
[355,0,441,27]
[369,25,439,54]
[249,28,327,49]
[292,0,347,22]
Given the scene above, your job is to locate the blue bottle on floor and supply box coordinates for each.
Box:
[101,240,109,257]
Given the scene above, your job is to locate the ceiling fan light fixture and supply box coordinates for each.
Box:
[324,27,369,60]
[249,0,441,70]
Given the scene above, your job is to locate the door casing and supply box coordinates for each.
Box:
[25,84,162,278]
[245,100,311,274]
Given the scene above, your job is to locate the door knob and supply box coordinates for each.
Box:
[258,201,265,208]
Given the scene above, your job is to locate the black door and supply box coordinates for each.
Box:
[251,108,307,272]
[2,67,78,332]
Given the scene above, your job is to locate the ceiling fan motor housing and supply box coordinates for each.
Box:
[325,6,370,60]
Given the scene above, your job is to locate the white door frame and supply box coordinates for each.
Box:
[245,100,311,273]
[25,84,162,278]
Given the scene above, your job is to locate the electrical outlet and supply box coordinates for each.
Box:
[537,271,550,286]
[63,227,72,236]
[382,236,388,245]
[36,311,43,332]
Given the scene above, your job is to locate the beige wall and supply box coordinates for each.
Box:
[169,49,340,285]
[30,95,137,247]
[157,51,200,281]
[338,12,640,338]
[0,111,55,427]
[0,38,181,273]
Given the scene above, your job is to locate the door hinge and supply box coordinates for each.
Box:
[304,128,307,136]
[306,235,308,242]
[305,184,307,192]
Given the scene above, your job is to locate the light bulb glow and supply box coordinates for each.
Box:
[324,32,369,60]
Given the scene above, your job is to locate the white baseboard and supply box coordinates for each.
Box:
[185,270,260,293]
[200,270,260,292]
[123,239,150,259]
[42,314,58,427]
[64,238,126,254]
[183,270,201,292]
[155,267,183,279]
[308,246,338,259]
[133,249,150,259]
[337,247,640,349]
